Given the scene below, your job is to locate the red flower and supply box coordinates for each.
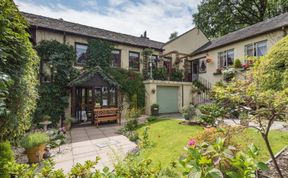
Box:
[187,139,197,147]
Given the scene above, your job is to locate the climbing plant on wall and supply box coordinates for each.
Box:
[35,40,78,125]
[0,0,39,141]
[85,39,146,108]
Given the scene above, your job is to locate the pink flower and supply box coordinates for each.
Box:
[188,139,197,147]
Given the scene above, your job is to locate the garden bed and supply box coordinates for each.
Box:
[258,146,288,178]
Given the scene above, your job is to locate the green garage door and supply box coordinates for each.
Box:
[157,86,178,113]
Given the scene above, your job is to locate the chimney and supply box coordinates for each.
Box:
[141,31,149,39]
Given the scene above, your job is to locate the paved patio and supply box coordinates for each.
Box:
[53,124,137,173]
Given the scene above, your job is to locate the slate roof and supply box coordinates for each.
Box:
[22,12,164,50]
[193,12,288,55]
[68,66,119,87]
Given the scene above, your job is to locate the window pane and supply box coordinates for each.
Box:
[112,49,121,68]
[95,88,101,107]
[218,52,224,68]
[226,49,234,66]
[102,87,108,106]
[151,55,158,69]
[199,58,207,73]
[109,88,116,106]
[256,41,267,56]
[76,44,88,64]
[129,52,140,70]
[245,44,254,56]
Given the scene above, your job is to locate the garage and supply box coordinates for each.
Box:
[156,86,179,113]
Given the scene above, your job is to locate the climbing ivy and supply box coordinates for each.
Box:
[86,39,113,69]
[34,40,79,124]
[85,39,145,108]
[0,0,39,141]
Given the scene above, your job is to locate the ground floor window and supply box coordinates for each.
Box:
[245,40,267,57]
[218,49,234,68]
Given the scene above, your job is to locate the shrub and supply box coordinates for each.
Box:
[153,67,168,80]
[198,103,225,125]
[180,137,268,178]
[181,104,196,120]
[0,0,39,141]
[0,141,14,178]
[147,116,158,122]
[233,59,242,68]
[222,68,237,82]
[170,68,183,81]
[20,132,49,149]
[139,126,153,148]
[126,131,139,142]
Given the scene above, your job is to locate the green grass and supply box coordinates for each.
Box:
[135,119,288,167]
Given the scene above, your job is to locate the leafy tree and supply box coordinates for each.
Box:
[169,32,178,40]
[210,36,288,177]
[0,0,39,141]
[35,40,78,124]
[193,0,288,38]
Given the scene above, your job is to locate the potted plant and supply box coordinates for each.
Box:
[63,117,72,131]
[150,104,159,116]
[20,132,49,163]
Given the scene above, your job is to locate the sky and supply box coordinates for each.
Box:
[15,0,202,42]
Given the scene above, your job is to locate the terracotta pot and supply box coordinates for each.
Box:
[26,144,46,163]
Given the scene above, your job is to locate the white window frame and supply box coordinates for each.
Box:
[217,49,234,68]
[244,40,267,57]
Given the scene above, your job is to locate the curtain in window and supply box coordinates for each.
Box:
[256,41,267,56]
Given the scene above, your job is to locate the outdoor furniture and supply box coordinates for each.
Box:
[94,107,120,127]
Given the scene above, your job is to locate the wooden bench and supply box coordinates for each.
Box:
[94,108,120,127]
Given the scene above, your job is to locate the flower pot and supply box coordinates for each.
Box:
[151,108,159,116]
[26,144,46,163]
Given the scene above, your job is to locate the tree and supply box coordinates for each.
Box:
[193,0,288,38]
[210,36,288,177]
[169,32,178,40]
[0,0,39,141]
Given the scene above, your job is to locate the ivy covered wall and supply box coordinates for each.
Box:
[0,0,39,141]
[34,40,79,124]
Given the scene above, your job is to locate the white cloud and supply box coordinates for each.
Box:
[15,0,201,42]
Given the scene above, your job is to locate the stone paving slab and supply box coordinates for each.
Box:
[53,124,137,173]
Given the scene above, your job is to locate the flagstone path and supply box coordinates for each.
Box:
[53,124,137,173]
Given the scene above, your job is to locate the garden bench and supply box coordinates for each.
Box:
[94,108,120,127]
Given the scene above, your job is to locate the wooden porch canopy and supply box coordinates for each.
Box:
[68,66,119,120]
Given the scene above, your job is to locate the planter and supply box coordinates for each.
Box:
[26,144,46,163]
[151,108,159,116]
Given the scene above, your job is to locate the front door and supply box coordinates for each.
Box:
[192,59,199,81]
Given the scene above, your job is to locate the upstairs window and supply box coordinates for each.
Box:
[151,55,158,70]
[245,40,267,57]
[218,49,234,68]
[111,49,121,68]
[75,43,88,64]
[129,51,140,71]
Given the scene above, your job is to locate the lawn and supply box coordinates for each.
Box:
[135,119,288,167]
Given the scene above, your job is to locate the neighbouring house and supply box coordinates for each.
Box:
[187,12,288,85]
[23,11,288,120]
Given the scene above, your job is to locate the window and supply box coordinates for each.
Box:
[40,61,53,83]
[163,57,172,72]
[129,51,140,70]
[245,40,267,57]
[151,55,158,70]
[75,43,88,64]
[112,49,121,68]
[218,49,234,68]
[94,87,117,107]
[199,58,207,73]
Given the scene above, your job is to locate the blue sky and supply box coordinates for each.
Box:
[15,0,201,42]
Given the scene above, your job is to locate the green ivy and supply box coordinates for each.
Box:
[0,0,39,141]
[34,40,78,124]
[86,39,113,69]
[85,39,146,108]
